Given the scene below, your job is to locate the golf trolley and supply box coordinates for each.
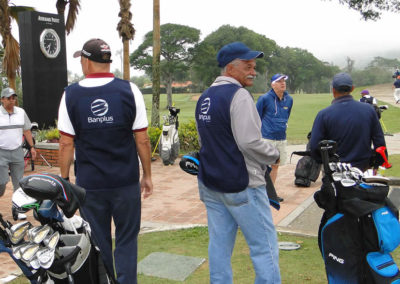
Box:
[315,140,400,283]
[0,173,115,283]
[159,106,180,165]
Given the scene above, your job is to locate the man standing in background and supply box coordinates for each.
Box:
[0,88,36,220]
[256,74,293,202]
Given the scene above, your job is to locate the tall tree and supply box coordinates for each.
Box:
[117,0,135,80]
[331,0,400,20]
[151,0,160,127]
[192,25,278,90]
[130,23,200,108]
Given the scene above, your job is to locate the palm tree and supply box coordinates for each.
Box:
[151,0,160,127]
[55,0,80,35]
[117,0,135,80]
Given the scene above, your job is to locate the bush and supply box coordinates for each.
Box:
[178,120,199,152]
[147,126,162,152]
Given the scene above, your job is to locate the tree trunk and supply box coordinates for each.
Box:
[123,39,129,80]
[166,79,172,108]
[151,0,160,127]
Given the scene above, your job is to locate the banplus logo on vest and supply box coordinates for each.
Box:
[198,97,211,122]
[88,99,114,124]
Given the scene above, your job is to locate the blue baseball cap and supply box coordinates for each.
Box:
[271,74,288,84]
[217,42,264,68]
[332,72,353,89]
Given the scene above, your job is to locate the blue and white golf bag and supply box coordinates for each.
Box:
[315,140,400,284]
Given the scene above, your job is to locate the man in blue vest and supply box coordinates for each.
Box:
[58,38,153,284]
[195,42,281,284]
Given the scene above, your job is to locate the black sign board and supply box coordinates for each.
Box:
[18,11,68,128]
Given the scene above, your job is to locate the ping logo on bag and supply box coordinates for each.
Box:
[328,252,344,264]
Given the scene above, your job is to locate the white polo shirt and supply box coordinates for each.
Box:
[0,105,31,150]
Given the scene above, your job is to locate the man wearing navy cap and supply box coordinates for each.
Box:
[310,72,385,171]
[195,42,281,283]
[58,38,153,284]
[256,73,293,200]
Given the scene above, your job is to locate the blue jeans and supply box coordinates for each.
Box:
[198,181,281,284]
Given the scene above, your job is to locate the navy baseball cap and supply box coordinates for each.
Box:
[271,74,288,84]
[217,42,264,68]
[73,38,112,63]
[332,72,353,89]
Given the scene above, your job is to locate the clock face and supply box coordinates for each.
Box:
[39,28,61,59]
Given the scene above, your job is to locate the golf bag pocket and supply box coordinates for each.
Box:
[321,213,363,283]
[366,252,400,282]
[372,206,400,253]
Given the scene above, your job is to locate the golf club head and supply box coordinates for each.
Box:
[29,256,40,270]
[12,242,30,259]
[9,221,31,244]
[332,172,343,182]
[43,231,60,250]
[21,243,40,262]
[27,225,51,244]
[12,188,40,220]
[341,179,357,187]
[37,247,55,269]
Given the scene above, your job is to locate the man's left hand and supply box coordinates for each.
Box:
[141,176,153,199]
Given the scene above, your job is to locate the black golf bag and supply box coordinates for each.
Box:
[160,106,180,165]
[292,132,322,187]
[0,173,116,284]
[315,140,400,283]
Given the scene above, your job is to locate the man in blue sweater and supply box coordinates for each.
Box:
[310,72,385,171]
[195,42,281,284]
[256,74,293,201]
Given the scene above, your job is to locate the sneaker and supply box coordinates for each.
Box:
[278,196,284,202]
[17,213,27,220]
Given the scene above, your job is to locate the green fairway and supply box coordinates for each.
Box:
[144,91,400,145]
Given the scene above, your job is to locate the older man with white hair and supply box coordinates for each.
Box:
[256,73,293,201]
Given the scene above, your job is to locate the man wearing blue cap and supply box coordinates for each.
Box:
[256,73,293,200]
[195,42,281,283]
[310,72,385,171]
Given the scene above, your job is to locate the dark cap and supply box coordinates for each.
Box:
[217,42,264,68]
[73,38,112,63]
[1,87,16,98]
[332,72,353,89]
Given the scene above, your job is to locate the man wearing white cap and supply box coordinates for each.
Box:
[0,87,36,219]
[256,73,293,201]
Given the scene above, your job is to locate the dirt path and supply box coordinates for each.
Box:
[363,83,399,108]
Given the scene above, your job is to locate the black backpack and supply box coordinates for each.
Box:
[293,132,322,187]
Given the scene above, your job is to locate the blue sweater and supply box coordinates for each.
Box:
[256,89,293,140]
[310,95,385,170]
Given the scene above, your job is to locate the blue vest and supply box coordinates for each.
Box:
[65,78,139,190]
[195,84,249,193]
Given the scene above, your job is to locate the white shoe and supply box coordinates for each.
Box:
[17,213,27,220]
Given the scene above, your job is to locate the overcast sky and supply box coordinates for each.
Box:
[11,0,400,75]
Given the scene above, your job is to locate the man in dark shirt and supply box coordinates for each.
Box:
[393,76,400,104]
[310,72,386,171]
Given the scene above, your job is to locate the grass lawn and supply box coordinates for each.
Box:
[11,227,400,284]
[144,90,400,145]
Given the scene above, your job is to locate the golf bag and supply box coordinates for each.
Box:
[160,106,180,165]
[0,173,115,284]
[292,132,322,187]
[315,140,400,283]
